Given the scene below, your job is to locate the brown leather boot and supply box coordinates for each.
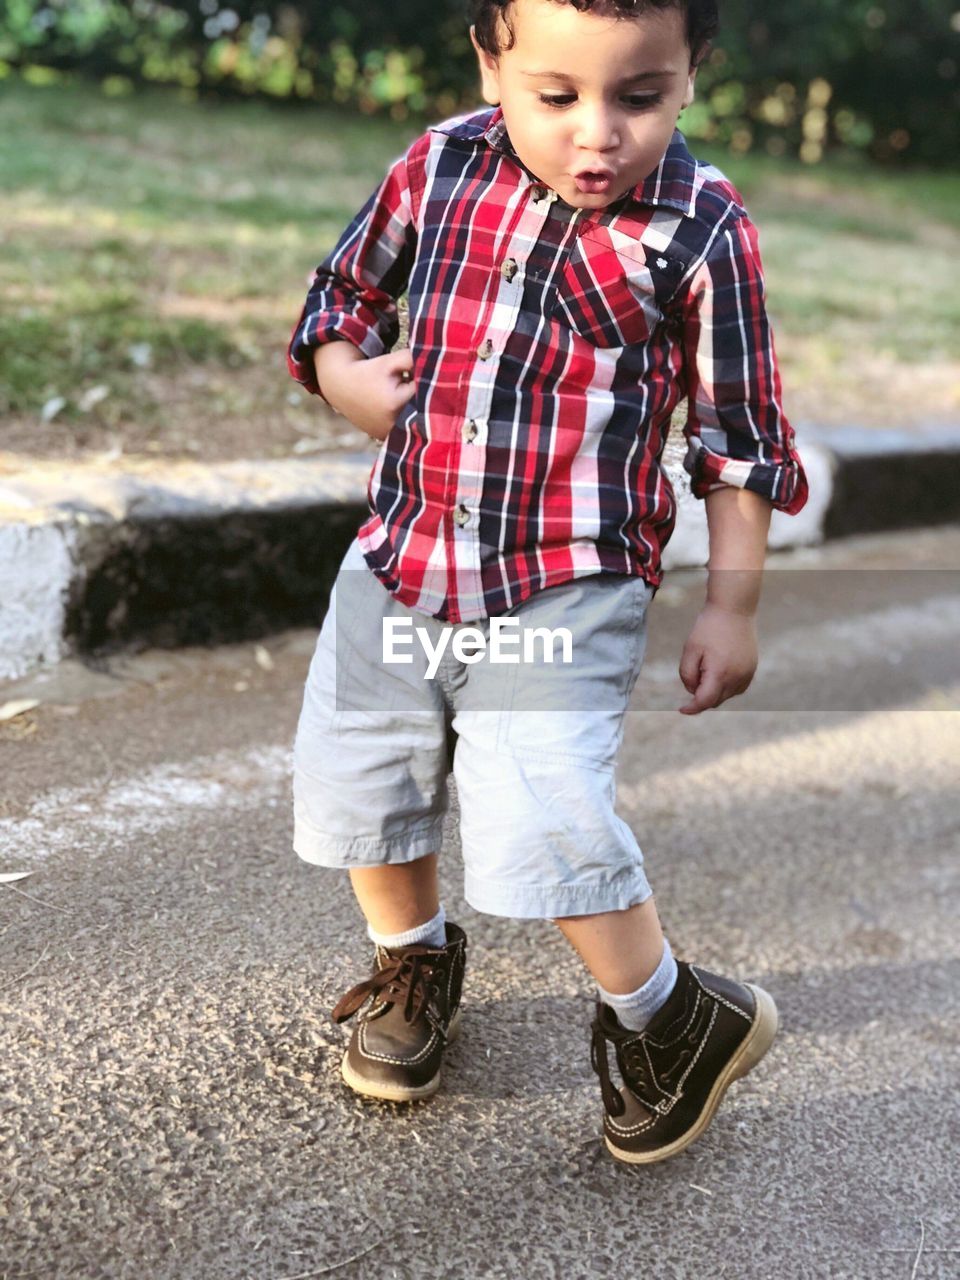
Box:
[590,958,778,1163]
[330,921,467,1102]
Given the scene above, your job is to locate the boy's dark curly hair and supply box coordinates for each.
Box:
[469,0,719,68]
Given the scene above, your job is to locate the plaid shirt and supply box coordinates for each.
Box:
[287,105,808,621]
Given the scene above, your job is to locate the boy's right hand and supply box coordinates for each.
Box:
[318,345,416,442]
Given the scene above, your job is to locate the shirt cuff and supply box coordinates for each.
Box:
[287,316,384,401]
[683,439,809,515]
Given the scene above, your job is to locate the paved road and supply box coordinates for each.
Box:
[1,527,958,1280]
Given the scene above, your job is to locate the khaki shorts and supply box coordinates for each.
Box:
[292,537,655,919]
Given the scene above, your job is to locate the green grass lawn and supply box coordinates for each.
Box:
[1,73,958,462]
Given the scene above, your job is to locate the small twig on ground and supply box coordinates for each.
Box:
[882,1248,960,1255]
[910,1218,926,1280]
[0,882,75,915]
[274,1237,385,1279]
[0,941,51,991]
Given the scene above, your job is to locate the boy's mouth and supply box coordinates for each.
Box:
[573,170,614,194]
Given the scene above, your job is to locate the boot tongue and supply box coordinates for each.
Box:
[600,1002,627,1034]
[375,945,447,1022]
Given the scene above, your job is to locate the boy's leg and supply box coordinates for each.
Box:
[553,886,777,1173]
[292,542,467,1101]
[552,896,664,995]
[554,897,680,1044]
[450,572,777,1163]
[452,573,657,922]
[348,852,440,935]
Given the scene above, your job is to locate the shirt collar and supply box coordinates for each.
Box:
[434,106,699,219]
[629,130,699,217]
[480,105,516,157]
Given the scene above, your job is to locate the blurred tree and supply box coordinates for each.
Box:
[705,0,958,163]
[0,0,957,164]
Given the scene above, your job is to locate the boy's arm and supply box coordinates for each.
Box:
[678,206,808,516]
[674,204,806,714]
[677,486,770,715]
[311,340,364,413]
[286,134,425,405]
[704,485,771,614]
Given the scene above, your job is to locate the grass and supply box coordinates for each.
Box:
[1,72,958,458]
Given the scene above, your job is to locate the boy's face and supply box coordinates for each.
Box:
[471,0,698,210]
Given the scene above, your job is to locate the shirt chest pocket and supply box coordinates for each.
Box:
[548,227,684,350]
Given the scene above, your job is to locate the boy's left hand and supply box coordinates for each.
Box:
[677,603,758,714]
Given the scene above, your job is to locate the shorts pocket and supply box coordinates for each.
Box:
[494,575,653,769]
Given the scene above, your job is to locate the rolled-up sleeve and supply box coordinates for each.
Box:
[679,207,808,515]
[286,134,424,401]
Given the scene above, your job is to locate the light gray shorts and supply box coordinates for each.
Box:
[292,537,656,920]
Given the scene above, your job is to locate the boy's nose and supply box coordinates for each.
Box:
[573,111,620,154]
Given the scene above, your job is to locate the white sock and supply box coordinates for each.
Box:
[597,936,678,1032]
[367,903,447,950]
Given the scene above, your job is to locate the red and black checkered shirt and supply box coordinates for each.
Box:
[287,105,809,621]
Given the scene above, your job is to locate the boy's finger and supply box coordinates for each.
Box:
[678,667,723,715]
[678,646,703,693]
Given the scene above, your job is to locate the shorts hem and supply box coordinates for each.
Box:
[463,865,653,920]
[293,817,445,868]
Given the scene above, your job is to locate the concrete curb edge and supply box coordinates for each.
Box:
[2,431,959,682]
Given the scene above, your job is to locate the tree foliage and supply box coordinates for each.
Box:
[1,1,957,165]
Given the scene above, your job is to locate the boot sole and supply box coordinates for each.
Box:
[340,1006,463,1103]
[604,983,779,1165]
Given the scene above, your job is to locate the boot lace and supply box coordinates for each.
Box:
[590,1016,628,1118]
[590,1010,664,1118]
[330,945,446,1031]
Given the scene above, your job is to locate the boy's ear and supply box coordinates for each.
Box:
[469,23,501,106]
[681,62,698,110]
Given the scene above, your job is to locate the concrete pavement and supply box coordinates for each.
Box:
[1,525,958,1279]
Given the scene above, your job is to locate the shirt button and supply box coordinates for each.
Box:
[462,419,480,444]
[500,258,519,282]
[477,339,494,360]
[453,503,471,528]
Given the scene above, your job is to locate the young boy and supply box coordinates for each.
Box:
[286,0,808,1165]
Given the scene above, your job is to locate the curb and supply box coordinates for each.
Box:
[0,458,369,681]
[2,427,959,682]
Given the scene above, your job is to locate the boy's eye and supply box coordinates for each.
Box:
[537,93,664,110]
